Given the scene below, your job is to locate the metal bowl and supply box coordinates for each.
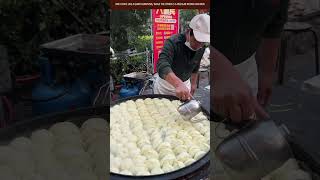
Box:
[177,99,202,121]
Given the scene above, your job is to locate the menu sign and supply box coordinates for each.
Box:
[152,9,179,72]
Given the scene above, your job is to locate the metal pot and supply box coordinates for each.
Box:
[215,119,293,180]
[177,97,202,122]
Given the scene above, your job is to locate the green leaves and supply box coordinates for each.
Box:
[110,55,147,85]
[110,10,150,51]
[179,9,198,32]
[109,9,197,84]
[0,0,108,75]
[128,35,152,53]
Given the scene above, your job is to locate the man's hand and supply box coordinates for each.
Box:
[176,82,192,100]
[214,69,269,122]
[212,46,269,122]
[164,72,191,100]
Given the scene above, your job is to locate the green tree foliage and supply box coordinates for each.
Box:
[110,9,198,84]
[110,10,151,84]
[110,10,150,52]
[110,9,198,53]
[128,35,152,52]
[0,0,108,75]
[179,9,198,32]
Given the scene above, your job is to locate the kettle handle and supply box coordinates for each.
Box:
[180,94,195,101]
[215,118,257,139]
[190,95,201,103]
[179,95,201,106]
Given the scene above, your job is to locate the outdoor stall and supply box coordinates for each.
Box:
[109,9,212,179]
[32,34,109,115]
[110,9,211,102]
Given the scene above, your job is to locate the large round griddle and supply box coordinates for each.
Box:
[110,94,210,180]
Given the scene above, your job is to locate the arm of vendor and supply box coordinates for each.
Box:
[154,13,210,101]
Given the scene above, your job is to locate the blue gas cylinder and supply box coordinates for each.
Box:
[32,79,92,116]
[119,84,139,98]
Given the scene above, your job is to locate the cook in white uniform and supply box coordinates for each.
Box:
[154,14,210,100]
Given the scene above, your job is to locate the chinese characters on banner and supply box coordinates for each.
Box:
[152,9,179,72]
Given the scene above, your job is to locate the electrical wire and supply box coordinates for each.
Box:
[102,85,110,105]
[93,82,110,106]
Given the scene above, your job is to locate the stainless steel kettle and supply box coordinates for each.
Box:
[215,119,293,180]
[177,96,202,122]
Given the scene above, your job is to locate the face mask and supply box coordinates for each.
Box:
[185,32,202,51]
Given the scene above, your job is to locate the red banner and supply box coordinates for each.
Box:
[152,9,179,72]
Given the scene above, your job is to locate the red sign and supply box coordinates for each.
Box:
[152,9,179,72]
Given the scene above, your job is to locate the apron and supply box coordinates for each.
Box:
[153,47,205,97]
[234,52,259,96]
[153,73,191,96]
[211,52,258,96]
